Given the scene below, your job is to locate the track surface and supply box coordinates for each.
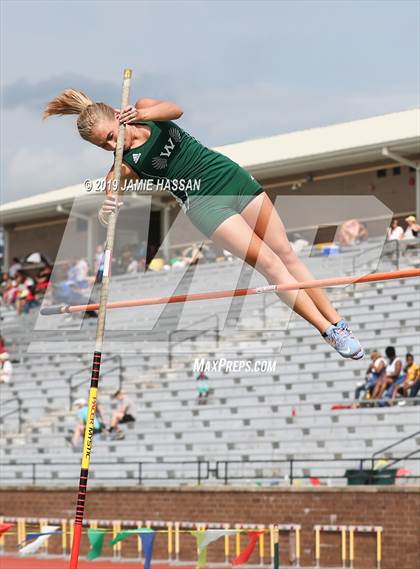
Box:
[0,559,195,569]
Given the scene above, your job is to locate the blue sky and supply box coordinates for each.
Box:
[1,0,419,202]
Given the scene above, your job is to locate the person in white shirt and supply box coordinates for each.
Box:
[386,219,404,241]
[373,346,404,400]
[403,215,420,240]
[355,350,386,401]
[0,353,13,384]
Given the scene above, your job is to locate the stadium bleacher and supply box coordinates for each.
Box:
[1,239,419,487]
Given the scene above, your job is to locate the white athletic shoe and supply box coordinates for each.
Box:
[323,324,364,359]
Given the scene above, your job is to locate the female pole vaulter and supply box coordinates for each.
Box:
[43,92,364,360]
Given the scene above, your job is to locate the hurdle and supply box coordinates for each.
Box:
[315,524,383,568]
[348,526,383,569]
[314,525,348,568]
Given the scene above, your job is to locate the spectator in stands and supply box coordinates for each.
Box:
[50,269,98,319]
[67,398,104,448]
[1,273,18,307]
[0,352,13,384]
[169,249,187,269]
[403,215,419,240]
[336,219,369,247]
[372,346,404,401]
[196,371,210,404]
[35,264,52,294]
[182,242,206,266]
[14,271,38,315]
[390,353,420,404]
[8,257,22,278]
[108,389,135,440]
[94,244,104,277]
[134,240,147,261]
[354,350,386,402]
[290,233,309,254]
[124,252,139,273]
[1,272,10,293]
[201,243,217,264]
[68,258,90,288]
[223,249,234,262]
[386,219,404,241]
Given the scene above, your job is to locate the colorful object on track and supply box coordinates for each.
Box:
[86,528,107,560]
[19,526,60,556]
[232,531,264,566]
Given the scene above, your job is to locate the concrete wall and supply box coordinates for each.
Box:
[1,486,418,568]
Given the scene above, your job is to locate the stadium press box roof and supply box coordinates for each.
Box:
[1,108,419,224]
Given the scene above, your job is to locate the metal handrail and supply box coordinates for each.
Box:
[375,448,420,472]
[0,460,211,486]
[0,397,23,433]
[2,456,418,486]
[168,314,220,368]
[370,429,420,469]
[68,355,123,409]
[215,456,420,486]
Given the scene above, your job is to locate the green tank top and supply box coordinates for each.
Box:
[122,120,242,210]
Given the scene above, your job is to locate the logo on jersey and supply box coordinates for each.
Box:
[133,152,141,164]
[169,127,181,142]
[152,128,181,170]
[152,157,168,170]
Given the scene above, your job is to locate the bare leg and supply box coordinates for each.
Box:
[240,193,341,324]
[72,424,84,446]
[375,376,392,399]
[390,385,401,405]
[110,411,123,430]
[210,213,332,334]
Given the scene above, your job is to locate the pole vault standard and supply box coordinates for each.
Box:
[42,268,420,316]
[68,69,132,569]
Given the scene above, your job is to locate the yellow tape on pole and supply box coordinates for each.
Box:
[349,527,355,567]
[168,522,173,560]
[269,525,275,560]
[175,522,180,561]
[61,519,67,555]
[70,519,74,549]
[258,525,265,565]
[295,527,301,565]
[377,528,382,568]
[81,387,98,470]
[341,527,347,567]
[39,518,48,553]
[0,517,4,550]
[235,524,241,556]
[224,523,230,563]
[315,527,321,568]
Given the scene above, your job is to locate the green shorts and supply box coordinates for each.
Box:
[185,167,263,237]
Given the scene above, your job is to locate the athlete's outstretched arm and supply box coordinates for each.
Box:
[118,98,183,123]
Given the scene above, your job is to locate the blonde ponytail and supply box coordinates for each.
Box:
[43,89,93,118]
[43,89,115,141]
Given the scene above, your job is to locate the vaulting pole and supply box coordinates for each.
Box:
[68,68,132,569]
[42,268,420,316]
